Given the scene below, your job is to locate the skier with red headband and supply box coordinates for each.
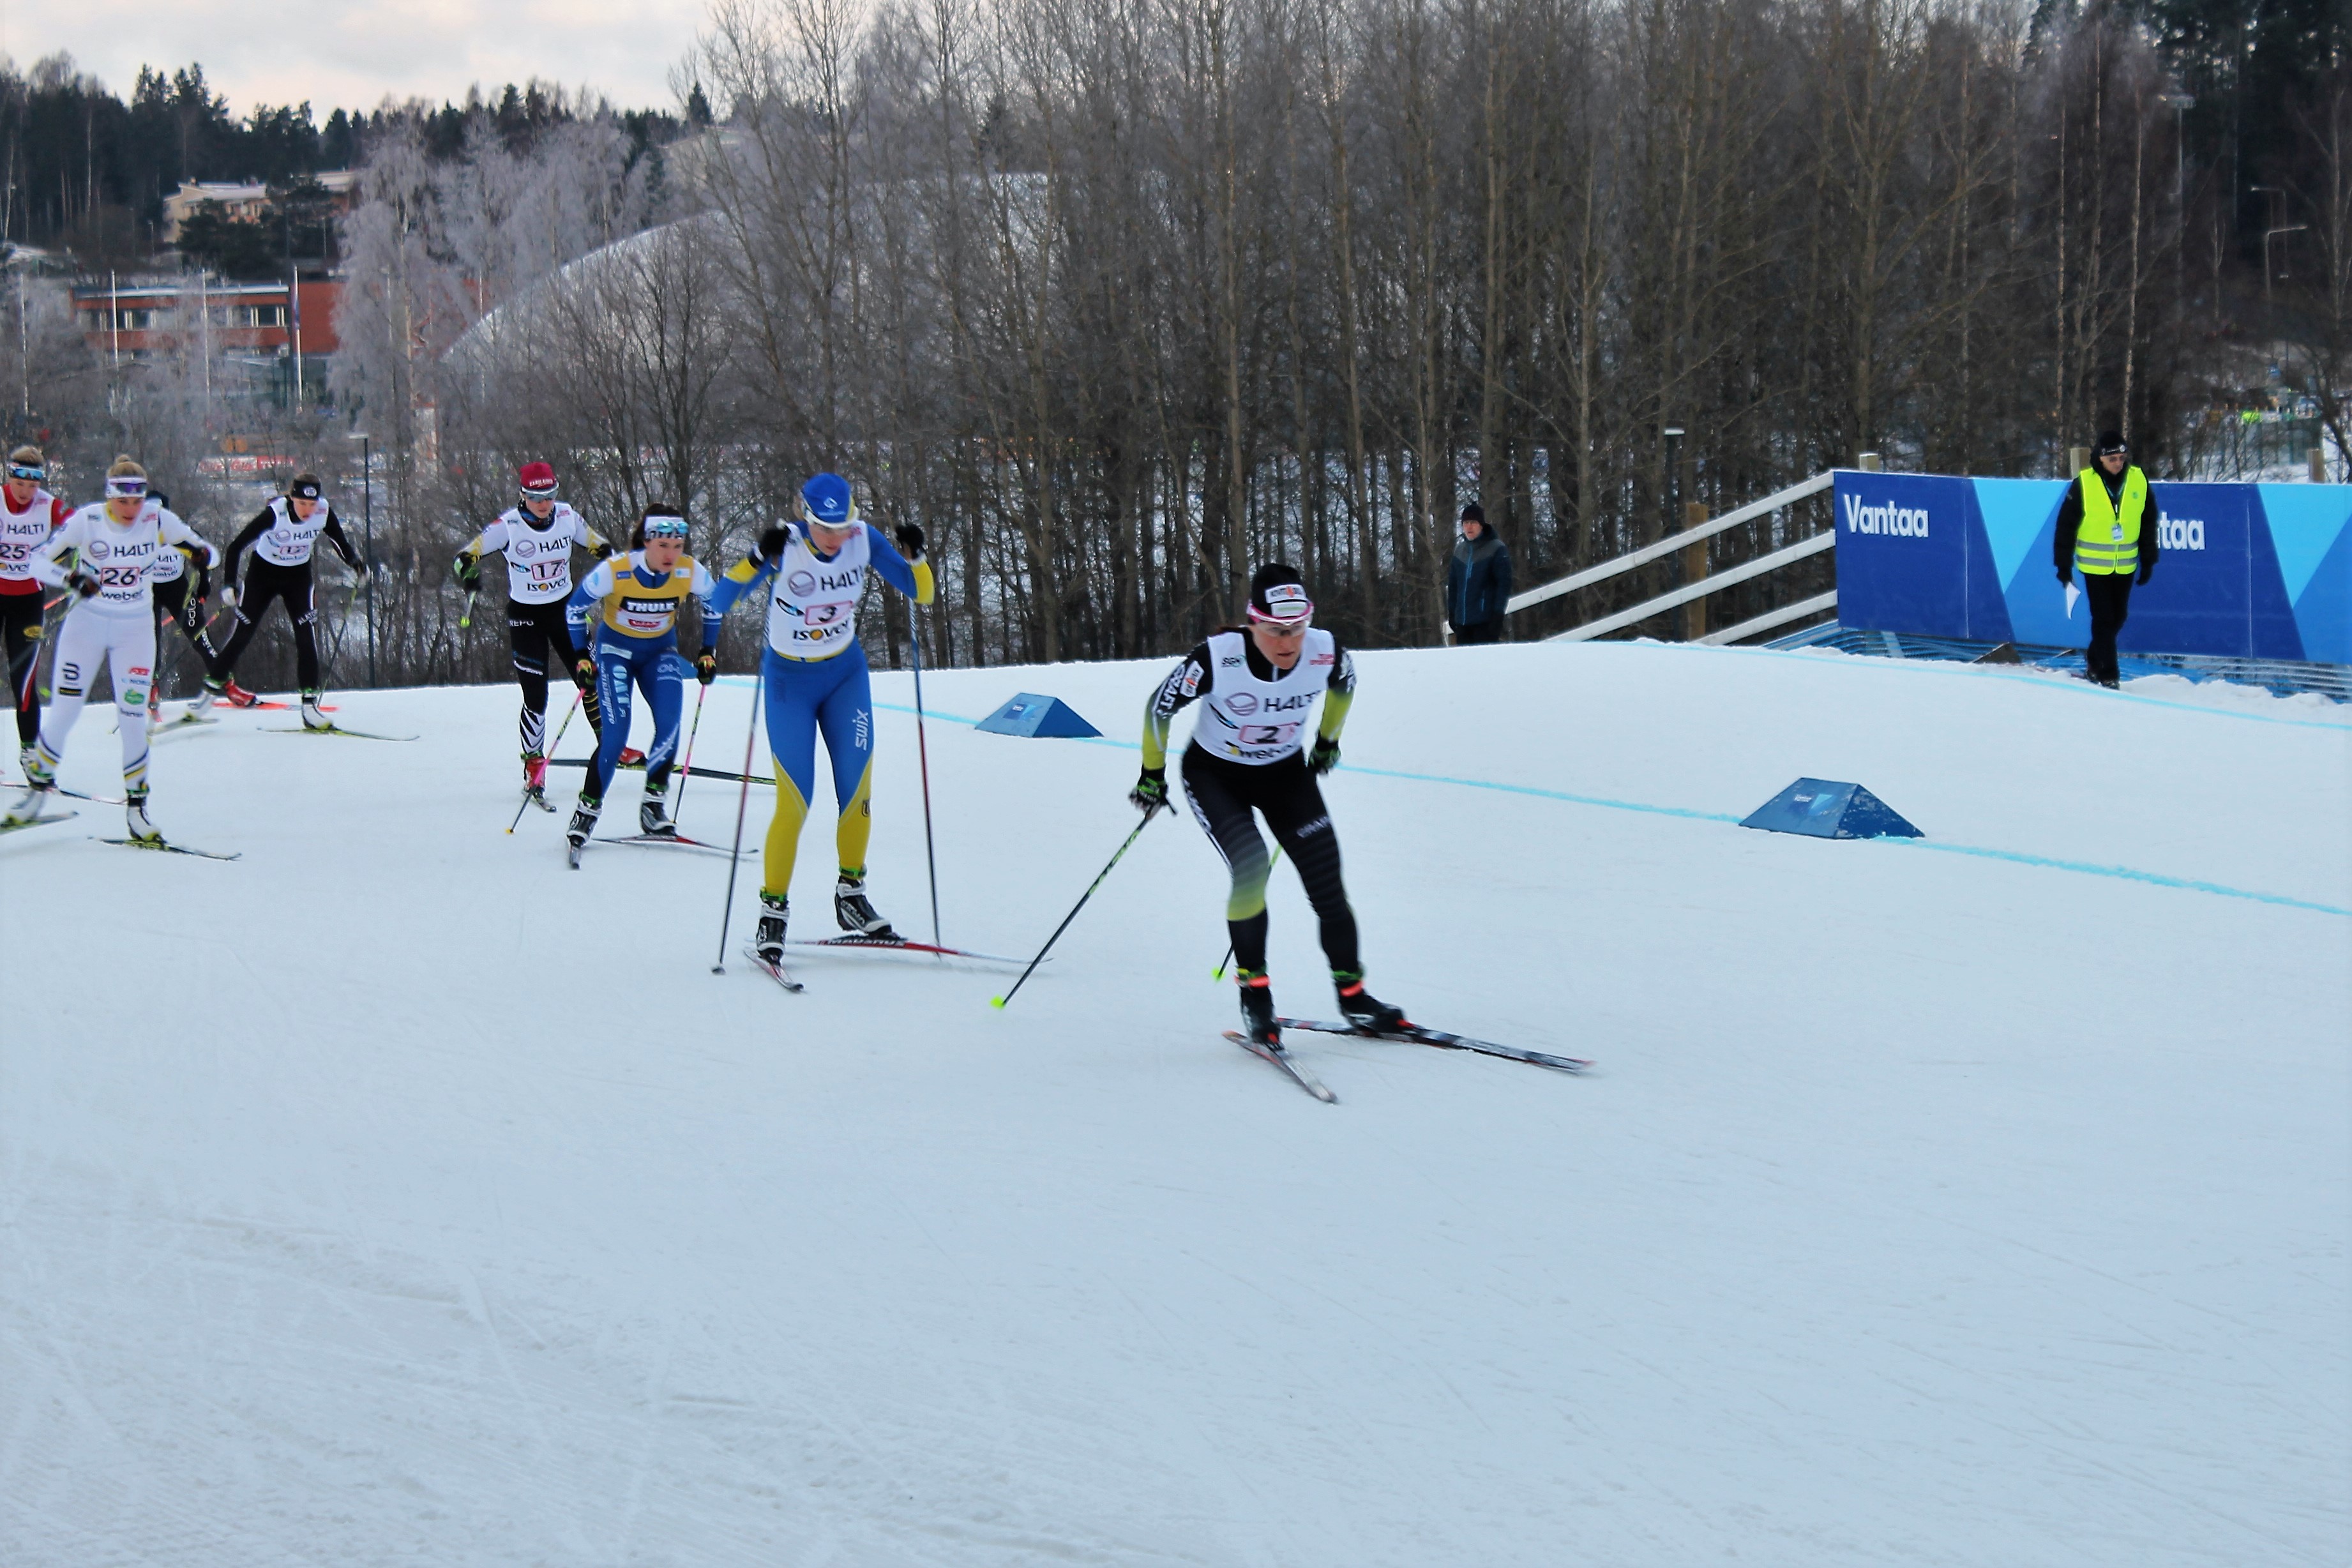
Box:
[453,461,612,806]
[1133,562,1408,1053]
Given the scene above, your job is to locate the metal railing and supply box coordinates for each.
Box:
[1505,470,1837,643]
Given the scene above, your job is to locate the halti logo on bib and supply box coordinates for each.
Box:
[787,571,817,595]
[86,539,110,559]
[1226,693,1260,716]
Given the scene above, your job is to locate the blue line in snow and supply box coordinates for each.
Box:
[1669,641,2352,731]
[751,689,2345,917]
[1872,838,2352,917]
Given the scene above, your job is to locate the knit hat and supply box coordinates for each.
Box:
[1247,562,1313,626]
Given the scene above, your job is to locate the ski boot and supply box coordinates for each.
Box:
[639,787,677,838]
[833,871,896,939]
[218,678,259,708]
[3,753,55,827]
[1237,969,1280,1048]
[299,689,331,730]
[1335,971,1408,1034]
[17,743,36,779]
[184,684,216,717]
[124,787,161,844]
[566,796,601,850]
[519,752,552,811]
[617,745,646,768]
[755,893,789,962]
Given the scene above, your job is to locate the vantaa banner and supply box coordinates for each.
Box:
[1831,471,2352,664]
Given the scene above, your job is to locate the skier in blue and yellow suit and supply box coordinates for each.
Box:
[563,504,722,854]
[711,473,933,958]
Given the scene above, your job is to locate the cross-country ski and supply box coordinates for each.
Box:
[1278,1017,1593,1073]
[1224,1029,1338,1103]
[262,723,420,742]
[98,834,241,861]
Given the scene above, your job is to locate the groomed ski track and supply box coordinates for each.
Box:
[3,640,2346,1567]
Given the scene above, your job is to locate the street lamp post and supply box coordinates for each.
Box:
[2163,94,2192,320]
[1663,425,1685,636]
[351,432,376,688]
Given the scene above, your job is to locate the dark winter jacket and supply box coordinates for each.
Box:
[1447,531,1513,629]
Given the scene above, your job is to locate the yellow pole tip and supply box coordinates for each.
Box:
[989,996,1007,1009]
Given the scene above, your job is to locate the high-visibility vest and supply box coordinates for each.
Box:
[2073,466,2147,575]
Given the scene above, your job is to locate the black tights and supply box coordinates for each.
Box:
[508,599,601,754]
[209,561,320,691]
[1180,745,1360,978]
[2,592,41,745]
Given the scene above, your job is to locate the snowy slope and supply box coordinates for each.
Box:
[3,640,2346,1567]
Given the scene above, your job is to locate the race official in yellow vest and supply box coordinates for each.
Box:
[2052,430,2160,689]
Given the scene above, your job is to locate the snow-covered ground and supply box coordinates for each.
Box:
[4,640,2347,1567]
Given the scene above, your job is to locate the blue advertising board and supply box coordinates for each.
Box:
[1831,470,2352,663]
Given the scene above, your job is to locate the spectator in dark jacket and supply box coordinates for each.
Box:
[1446,504,1512,644]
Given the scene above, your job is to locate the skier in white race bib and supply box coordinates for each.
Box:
[142,491,222,711]
[4,456,219,840]
[1133,561,1408,1050]
[199,471,362,727]
[1,443,72,769]
[453,460,612,804]
[707,472,934,960]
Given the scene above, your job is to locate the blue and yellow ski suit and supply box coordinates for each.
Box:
[709,522,932,898]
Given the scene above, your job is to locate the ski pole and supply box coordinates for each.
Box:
[460,586,479,630]
[674,676,709,814]
[991,806,1161,1011]
[908,609,943,951]
[506,688,581,833]
[1209,847,1282,979]
[711,663,765,974]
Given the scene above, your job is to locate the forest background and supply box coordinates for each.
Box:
[1,0,2346,691]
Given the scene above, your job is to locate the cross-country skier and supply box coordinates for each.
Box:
[197,472,361,727]
[3,456,219,840]
[1,444,72,769]
[144,494,222,705]
[453,461,611,806]
[709,472,934,960]
[1131,562,1407,1048]
[562,504,720,855]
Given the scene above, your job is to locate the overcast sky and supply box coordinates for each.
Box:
[1,0,708,121]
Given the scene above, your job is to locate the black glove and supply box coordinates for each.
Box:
[2136,563,2153,587]
[573,656,596,688]
[1308,736,1340,776]
[695,652,718,686]
[894,522,925,559]
[589,539,614,561]
[757,525,789,564]
[66,566,100,598]
[453,552,481,588]
[1129,766,1168,814]
[2055,566,2070,585]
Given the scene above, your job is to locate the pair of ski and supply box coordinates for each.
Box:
[1227,1018,1591,1104]
[266,723,418,742]
[739,934,1029,993]
[568,829,747,869]
[0,811,239,860]
[547,757,769,787]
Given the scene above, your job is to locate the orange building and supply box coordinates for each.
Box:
[72,275,343,400]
